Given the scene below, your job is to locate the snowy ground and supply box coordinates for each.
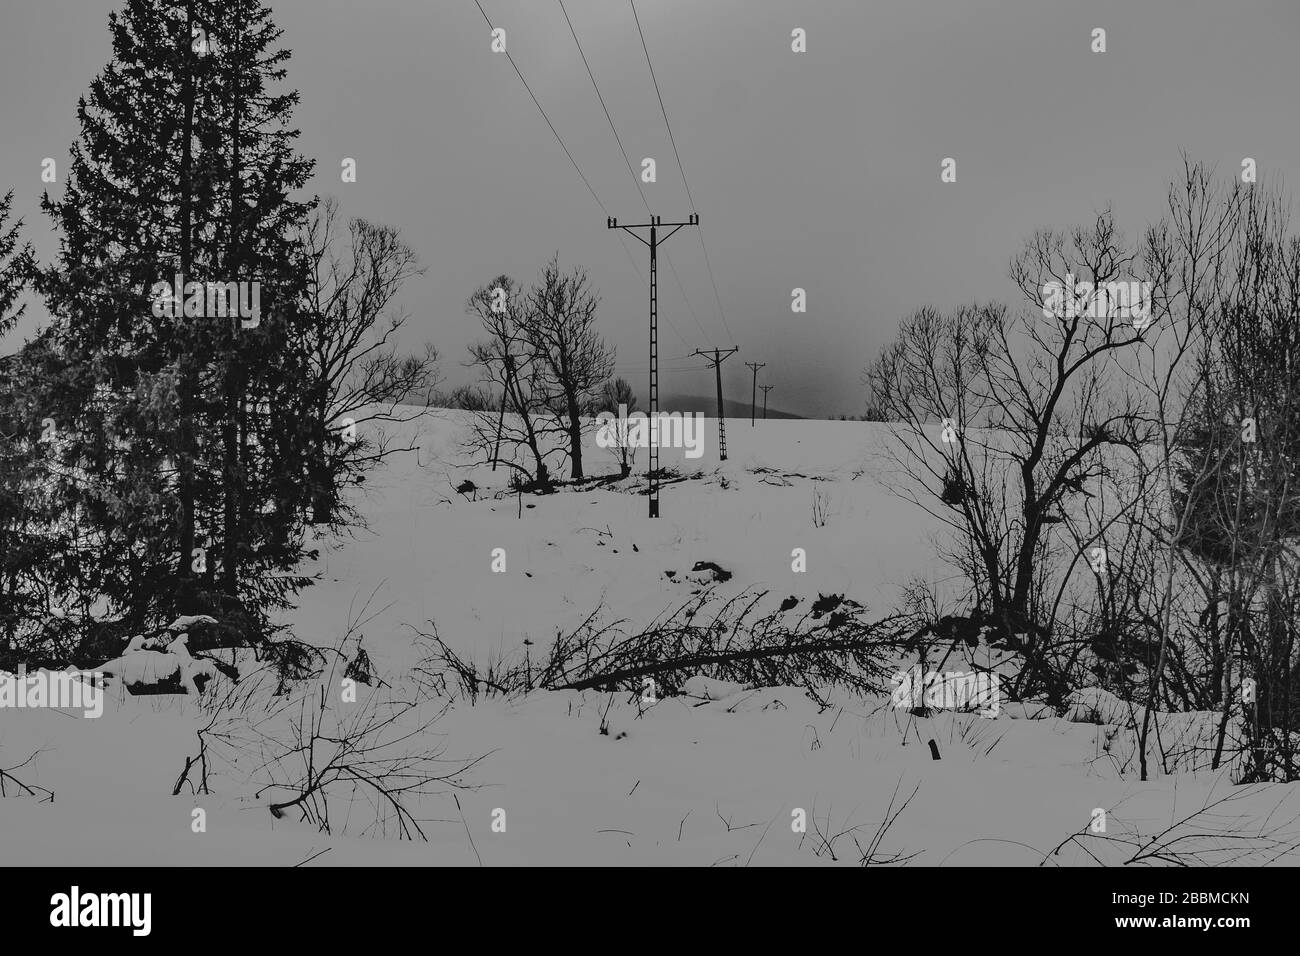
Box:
[3,409,1298,866]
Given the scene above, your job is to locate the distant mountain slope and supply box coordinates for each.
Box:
[655,393,804,420]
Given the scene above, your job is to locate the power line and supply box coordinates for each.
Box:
[557,0,649,214]
[628,0,735,347]
[559,0,713,348]
[664,255,712,346]
[629,0,693,210]
[470,0,690,350]
[696,229,734,345]
[615,363,711,372]
[624,245,691,348]
[473,0,605,216]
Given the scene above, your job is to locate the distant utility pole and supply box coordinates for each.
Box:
[607,213,699,518]
[692,347,739,461]
[745,362,766,426]
[760,384,775,420]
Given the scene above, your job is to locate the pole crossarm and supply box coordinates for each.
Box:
[691,347,739,362]
[608,214,698,231]
[607,215,697,247]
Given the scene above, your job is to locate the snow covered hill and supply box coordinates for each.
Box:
[2,409,1297,866]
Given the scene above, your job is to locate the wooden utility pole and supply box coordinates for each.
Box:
[607,214,699,517]
[745,362,765,426]
[760,384,774,419]
[692,347,739,461]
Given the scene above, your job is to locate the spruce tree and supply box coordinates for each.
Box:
[37,0,316,641]
[0,190,46,652]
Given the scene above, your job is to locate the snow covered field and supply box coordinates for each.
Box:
[3,410,1298,866]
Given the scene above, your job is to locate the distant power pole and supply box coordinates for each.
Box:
[745,362,766,426]
[692,347,739,461]
[760,384,775,420]
[607,213,699,518]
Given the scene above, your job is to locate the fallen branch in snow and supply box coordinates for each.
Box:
[856,779,922,866]
[176,599,486,843]
[411,622,520,703]
[413,589,918,705]
[252,674,483,839]
[249,614,486,839]
[172,712,215,796]
[802,782,920,866]
[171,751,207,797]
[0,749,54,802]
[544,590,913,702]
[556,634,904,693]
[1039,785,1300,866]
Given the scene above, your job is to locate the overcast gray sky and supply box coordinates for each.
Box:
[3,0,1298,416]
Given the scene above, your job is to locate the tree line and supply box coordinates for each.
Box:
[0,0,637,671]
[868,156,1300,782]
[0,0,436,665]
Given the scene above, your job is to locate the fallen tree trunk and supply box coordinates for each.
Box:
[556,633,897,692]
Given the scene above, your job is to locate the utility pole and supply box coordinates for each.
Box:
[692,347,739,461]
[745,362,766,426]
[607,214,699,518]
[760,384,774,420]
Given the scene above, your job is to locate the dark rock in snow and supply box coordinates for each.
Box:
[690,560,732,583]
[810,593,844,618]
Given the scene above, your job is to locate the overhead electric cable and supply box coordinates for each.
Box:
[628,0,736,346]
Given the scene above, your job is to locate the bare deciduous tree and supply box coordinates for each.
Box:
[297,197,439,524]
[597,376,638,478]
[463,260,616,486]
[465,276,558,488]
[868,157,1300,785]
[522,256,613,480]
[868,211,1151,705]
